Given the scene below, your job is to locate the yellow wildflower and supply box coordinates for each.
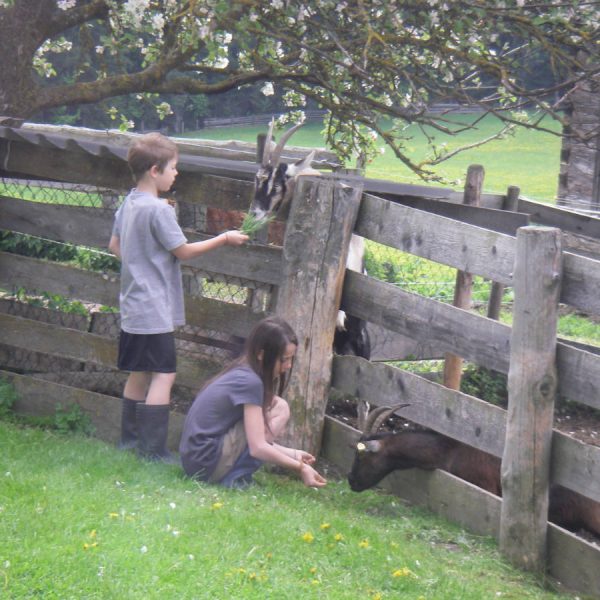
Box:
[211,502,224,510]
[359,539,370,548]
[334,533,344,542]
[108,512,119,519]
[392,567,414,578]
[320,522,331,530]
[302,531,314,543]
[83,542,98,550]
[309,567,317,574]
[89,530,97,539]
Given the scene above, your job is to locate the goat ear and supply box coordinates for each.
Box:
[356,440,381,453]
[287,150,319,178]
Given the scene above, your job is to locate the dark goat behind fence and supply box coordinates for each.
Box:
[347,405,600,539]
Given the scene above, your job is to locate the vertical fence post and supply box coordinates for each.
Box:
[499,226,561,573]
[275,176,363,454]
[487,185,521,320]
[443,164,484,389]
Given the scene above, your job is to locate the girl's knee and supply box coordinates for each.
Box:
[266,396,290,440]
[271,395,290,420]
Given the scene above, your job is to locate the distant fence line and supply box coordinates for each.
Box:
[201,110,327,128]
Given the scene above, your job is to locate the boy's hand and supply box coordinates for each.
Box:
[223,230,249,246]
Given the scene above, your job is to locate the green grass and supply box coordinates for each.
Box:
[0,421,583,599]
[182,114,562,202]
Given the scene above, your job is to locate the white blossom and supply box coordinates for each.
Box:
[57,0,77,10]
[152,14,165,32]
[261,82,275,96]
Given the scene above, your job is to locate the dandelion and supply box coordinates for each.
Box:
[211,502,224,510]
[371,593,383,600]
[392,567,414,578]
[309,567,317,574]
[359,539,370,548]
[334,533,344,542]
[89,530,97,539]
[320,523,331,530]
[169,502,176,509]
[108,512,119,519]
[301,532,314,543]
[83,542,98,550]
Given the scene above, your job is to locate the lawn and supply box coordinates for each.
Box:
[0,421,583,599]
[180,113,562,203]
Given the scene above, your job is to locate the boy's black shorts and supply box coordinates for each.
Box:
[117,330,176,373]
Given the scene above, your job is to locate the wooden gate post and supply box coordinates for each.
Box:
[499,226,562,573]
[276,176,364,454]
[443,164,484,389]
[487,185,521,320]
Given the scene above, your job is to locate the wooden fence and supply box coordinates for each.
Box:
[1,123,600,595]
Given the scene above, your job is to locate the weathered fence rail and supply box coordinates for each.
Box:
[2,123,600,595]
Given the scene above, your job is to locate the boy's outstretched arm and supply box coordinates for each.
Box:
[171,230,248,261]
[108,234,121,259]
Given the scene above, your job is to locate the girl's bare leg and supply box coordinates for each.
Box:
[265,395,290,442]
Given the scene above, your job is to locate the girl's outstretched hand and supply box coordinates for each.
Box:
[297,450,316,465]
[300,463,327,488]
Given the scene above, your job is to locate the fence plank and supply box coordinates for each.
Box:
[562,251,600,316]
[343,270,600,412]
[0,198,283,285]
[331,355,506,456]
[356,193,516,284]
[276,176,363,454]
[0,251,266,336]
[500,226,562,572]
[0,370,185,451]
[343,270,511,372]
[0,312,221,389]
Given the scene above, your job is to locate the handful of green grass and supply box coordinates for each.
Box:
[240,212,274,236]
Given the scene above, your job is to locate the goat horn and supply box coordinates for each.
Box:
[262,118,275,166]
[356,400,370,431]
[364,403,410,435]
[270,121,304,166]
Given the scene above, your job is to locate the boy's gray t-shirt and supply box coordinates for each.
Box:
[179,365,264,479]
[112,189,187,334]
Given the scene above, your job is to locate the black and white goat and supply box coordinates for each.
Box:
[347,403,600,538]
[250,119,371,360]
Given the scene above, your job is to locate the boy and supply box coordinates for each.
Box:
[108,132,248,460]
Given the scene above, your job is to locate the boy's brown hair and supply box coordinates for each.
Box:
[127,132,178,182]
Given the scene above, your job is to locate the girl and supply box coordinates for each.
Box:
[179,316,327,489]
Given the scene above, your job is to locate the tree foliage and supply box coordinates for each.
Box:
[1,0,599,177]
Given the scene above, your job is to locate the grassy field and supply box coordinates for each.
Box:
[0,421,584,600]
[181,114,562,202]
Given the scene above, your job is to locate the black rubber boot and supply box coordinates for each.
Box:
[118,397,140,451]
[136,403,177,463]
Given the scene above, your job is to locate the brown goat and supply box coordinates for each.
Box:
[347,404,600,538]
